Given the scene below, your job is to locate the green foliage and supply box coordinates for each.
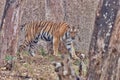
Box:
[58,51,62,56]
[82,61,87,77]
[47,55,55,61]
[5,55,14,61]
[22,51,29,55]
[39,48,46,56]
[73,59,80,65]
[23,63,29,68]
[17,50,29,56]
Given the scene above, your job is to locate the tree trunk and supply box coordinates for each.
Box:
[100,9,120,80]
[88,0,119,80]
[0,0,21,67]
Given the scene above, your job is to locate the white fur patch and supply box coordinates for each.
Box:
[74,29,77,32]
[63,70,68,75]
[81,53,85,58]
[31,52,35,56]
[66,45,71,49]
[56,62,62,68]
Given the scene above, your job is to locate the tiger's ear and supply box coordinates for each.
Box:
[67,25,71,30]
[68,25,76,32]
[67,26,71,32]
[75,26,80,33]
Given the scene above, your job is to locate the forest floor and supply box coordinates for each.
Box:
[0,51,84,80]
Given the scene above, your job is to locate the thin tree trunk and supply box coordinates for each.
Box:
[88,0,119,80]
[0,0,21,67]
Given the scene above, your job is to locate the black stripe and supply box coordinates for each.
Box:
[66,43,71,45]
[68,48,71,51]
[65,32,68,38]
[41,32,45,40]
[30,44,35,49]
[33,38,38,43]
[48,35,53,41]
[43,33,48,41]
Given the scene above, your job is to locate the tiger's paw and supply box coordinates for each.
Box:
[30,52,35,57]
[53,54,58,57]
[53,53,60,58]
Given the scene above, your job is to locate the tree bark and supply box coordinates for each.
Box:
[100,9,120,80]
[88,0,119,80]
[0,0,21,67]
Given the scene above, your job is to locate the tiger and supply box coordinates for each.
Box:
[18,21,78,59]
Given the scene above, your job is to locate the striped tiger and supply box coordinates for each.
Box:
[18,21,78,59]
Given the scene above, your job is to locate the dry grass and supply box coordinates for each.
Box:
[0,52,58,80]
[0,47,88,80]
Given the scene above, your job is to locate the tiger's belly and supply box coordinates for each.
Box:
[40,32,53,41]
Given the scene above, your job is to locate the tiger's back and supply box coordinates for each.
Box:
[26,21,68,40]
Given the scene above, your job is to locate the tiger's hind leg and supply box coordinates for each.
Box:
[18,45,26,60]
[28,39,39,56]
[29,44,36,56]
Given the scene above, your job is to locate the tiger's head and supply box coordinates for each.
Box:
[68,26,78,40]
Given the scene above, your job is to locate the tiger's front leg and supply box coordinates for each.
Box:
[70,42,79,59]
[65,41,79,60]
[53,37,60,56]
